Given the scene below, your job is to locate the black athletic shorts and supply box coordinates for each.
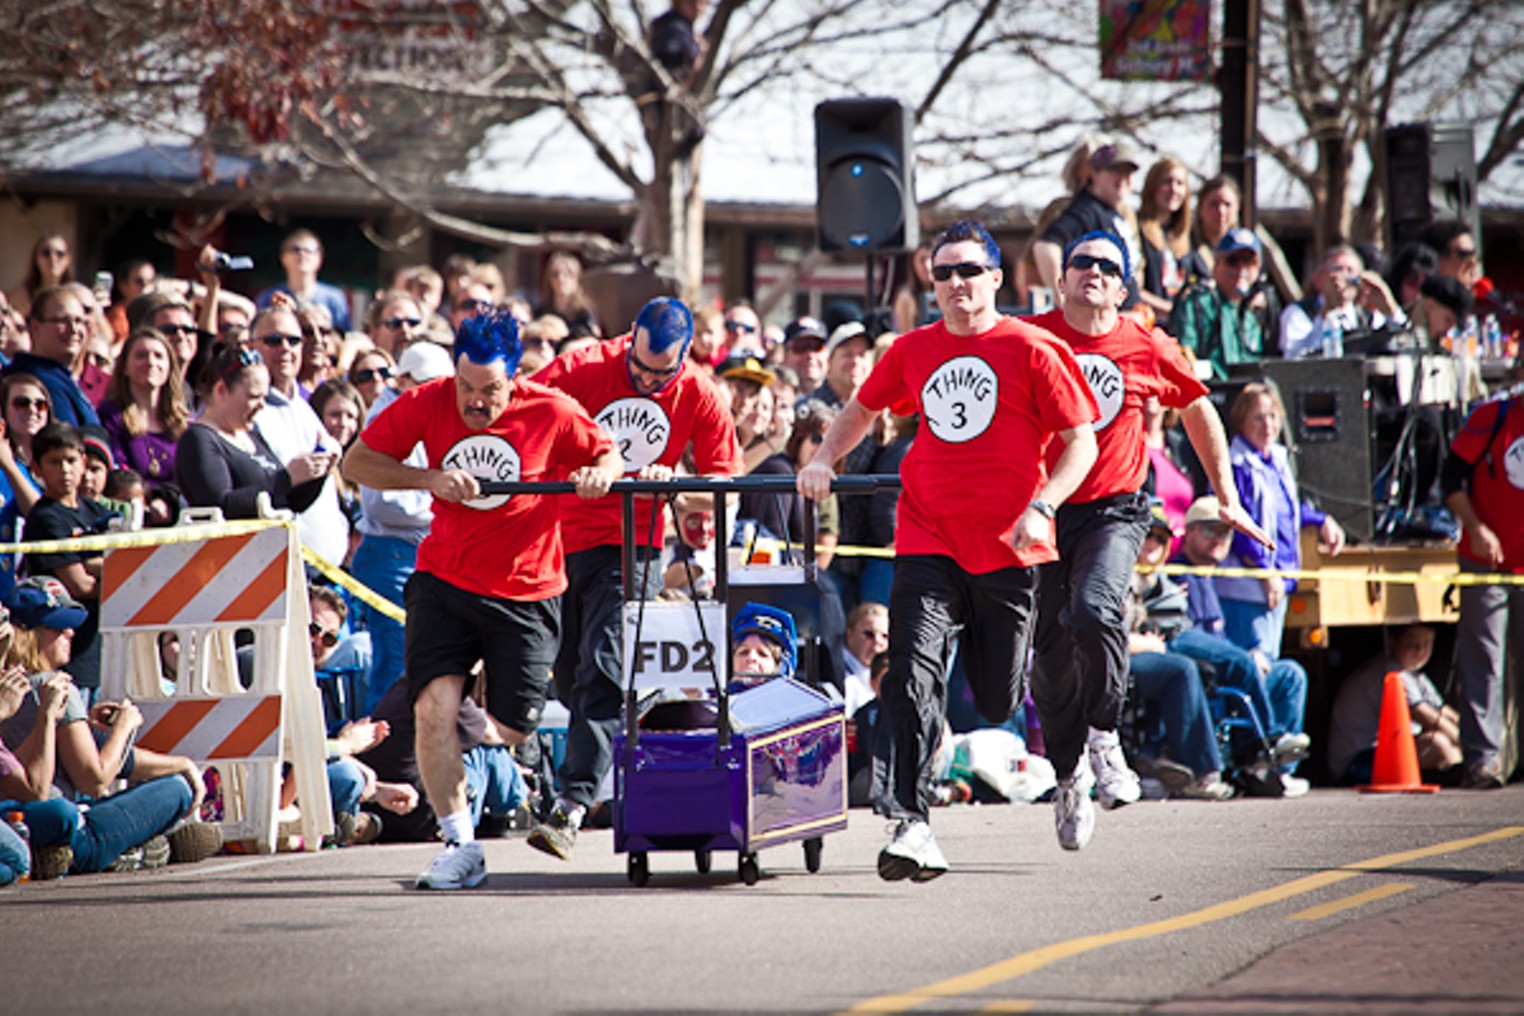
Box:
[403,569,561,735]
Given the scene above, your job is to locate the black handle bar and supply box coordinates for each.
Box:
[476,474,901,496]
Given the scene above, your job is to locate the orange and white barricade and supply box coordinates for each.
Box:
[99,514,332,853]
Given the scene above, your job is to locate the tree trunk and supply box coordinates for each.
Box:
[633,100,706,303]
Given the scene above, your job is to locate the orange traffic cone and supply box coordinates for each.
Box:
[1359,672,1439,794]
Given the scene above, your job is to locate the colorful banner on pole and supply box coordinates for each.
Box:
[1099,0,1213,82]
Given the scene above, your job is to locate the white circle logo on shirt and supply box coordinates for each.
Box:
[442,434,521,510]
[1075,352,1124,431]
[921,355,998,444]
[1504,436,1524,490]
[595,397,672,473]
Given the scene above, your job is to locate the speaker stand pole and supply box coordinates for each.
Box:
[864,255,876,338]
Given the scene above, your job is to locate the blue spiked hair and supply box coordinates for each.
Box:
[931,219,1002,270]
[454,306,523,376]
[634,297,694,356]
[1062,230,1132,282]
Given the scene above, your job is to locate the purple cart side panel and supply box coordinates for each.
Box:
[747,719,847,847]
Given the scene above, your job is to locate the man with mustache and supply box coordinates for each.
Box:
[345,308,621,890]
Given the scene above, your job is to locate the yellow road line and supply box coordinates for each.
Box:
[977,1002,1034,1013]
[1287,882,1414,922]
[846,825,1524,1014]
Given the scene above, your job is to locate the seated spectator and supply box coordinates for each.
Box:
[847,650,887,807]
[0,578,221,871]
[781,317,829,396]
[1142,396,1195,555]
[24,424,116,697]
[1172,228,1269,381]
[1126,506,1232,799]
[1031,138,1144,310]
[718,354,781,472]
[1327,623,1461,785]
[309,584,373,733]
[840,602,887,715]
[256,229,352,332]
[1279,245,1404,359]
[98,326,189,485]
[356,679,528,843]
[1169,496,1312,797]
[174,345,331,520]
[448,282,496,341]
[103,467,145,521]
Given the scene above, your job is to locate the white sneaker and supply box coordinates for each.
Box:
[1054,772,1095,851]
[1178,772,1235,801]
[1279,774,1310,799]
[877,819,949,882]
[1272,733,1312,765]
[415,842,486,890]
[1087,728,1141,810]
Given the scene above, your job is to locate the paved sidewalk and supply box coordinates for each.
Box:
[1154,870,1524,1013]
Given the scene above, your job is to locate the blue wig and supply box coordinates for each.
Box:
[634,297,694,356]
[454,306,523,377]
[931,219,1002,270]
[1062,230,1131,282]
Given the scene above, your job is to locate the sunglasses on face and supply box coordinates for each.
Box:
[629,349,681,380]
[1066,253,1124,278]
[308,621,339,648]
[808,433,825,445]
[1449,245,1477,259]
[455,299,491,315]
[261,333,304,348]
[353,366,394,383]
[10,397,47,411]
[930,261,990,282]
[384,316,422,330]
[725,320,758,334]
[159,323,201,338]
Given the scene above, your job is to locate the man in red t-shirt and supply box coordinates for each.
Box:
[1025,230,1269,850]
[1442,389,1524,789]
[798,220,1099,882]
[345,309,621,890]
[528,297,742,859]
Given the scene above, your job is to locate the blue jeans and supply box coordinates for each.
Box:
[327,758,367,818]
[0,819,28,883]
[352,535,417,716]
[1167,628,1308,754]
[1219,596,1290,659]
[2,778,193,874]
[1129,651,1222,777]
[463,744,528,825]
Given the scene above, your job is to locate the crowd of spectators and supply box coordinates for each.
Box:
[0,138,1516,884]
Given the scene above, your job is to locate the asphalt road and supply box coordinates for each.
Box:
[4,786,1523,1015]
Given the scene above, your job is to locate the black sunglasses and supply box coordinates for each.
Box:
[261,333,304,348]
[629,348,681,379]
[384,316,422,330]
[353,366,394,384]
[725,320,758,334]
[930,261,990,282]
[308,621,339,648]
[454,299,492,315]
[158,323,202,338]
[1066,253,1124,278]
[1449,246,1477,259]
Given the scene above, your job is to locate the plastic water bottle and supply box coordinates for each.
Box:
[1462,315,1479,358]
[1320,316,1344,359]
[6,811,30,883]
[1482,314,1501,359]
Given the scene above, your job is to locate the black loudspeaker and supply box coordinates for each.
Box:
[1226,359,1376,543]
[1385,123,1480,252]
[814,98,918,254]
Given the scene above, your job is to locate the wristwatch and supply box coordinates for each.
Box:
[1028,499,1056,520]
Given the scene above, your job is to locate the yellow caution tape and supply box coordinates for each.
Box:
[0,518,287,555]
[299,546,406,624]
[1140,561,1524,586]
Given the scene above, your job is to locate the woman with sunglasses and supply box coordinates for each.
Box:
[98,327,189,485]
[174,345,331,519]
[347,349,397,410]
[0,376,49,596]
[10,234,75,318]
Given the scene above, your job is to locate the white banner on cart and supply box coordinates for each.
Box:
[623,601,727,691]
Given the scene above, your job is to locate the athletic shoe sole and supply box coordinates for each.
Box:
[526,825,575,861]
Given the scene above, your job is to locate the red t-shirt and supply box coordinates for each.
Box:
[535,335,742,553]
[1030,310,1207,504]
[856,316,1098,572]
[359,376,614,600]
[1449,396,1524,573]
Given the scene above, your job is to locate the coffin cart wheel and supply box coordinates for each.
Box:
[738,853,760,886]
[694,849,712,874]
[628,851,650,887]
[803,837,823,874]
